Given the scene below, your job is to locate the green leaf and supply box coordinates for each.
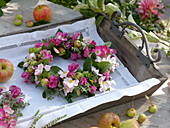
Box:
[97,0,105,11]
[83,57,93,71]
[79,8,98,18]
[33,20,50,27]
[128,13,136,24]
[42,91,47,98]
[146,31,160,43]
[30,75,35,82]
[128,30,142,40]
[34,59,50,66]
[0,0,6,8]
[95,15,104,27]
[105,3,121,18]
[73,3,89,11]
[97,61,112,73]
[50,66,61,76]
[0,9,3,17]
[29,47,40,53]
[17,61,24,68]
[87,0,101,12]
[103,42,112,47]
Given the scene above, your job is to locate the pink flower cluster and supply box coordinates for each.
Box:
[47,76,59,88]
[137,0,164,20]
[21,72,32,83]
[92,45,117,57]
[40,50,53,63]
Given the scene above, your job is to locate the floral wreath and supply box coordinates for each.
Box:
[18,29,119,103]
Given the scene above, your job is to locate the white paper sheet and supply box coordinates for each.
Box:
[0,18,160,128]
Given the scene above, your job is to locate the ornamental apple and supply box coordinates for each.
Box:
[74,40,82,48]
[15,14,23,21]
[0,59,14,83]
[26,20,34,27]
[33,5,52,22]
[99,112,120,128]
[126,108,136,118]
[119,119,140,128]
[148,104,157,113]
[138,113,147,123]
[14,19,22,26]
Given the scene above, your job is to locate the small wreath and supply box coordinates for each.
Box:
[18,29,119,103]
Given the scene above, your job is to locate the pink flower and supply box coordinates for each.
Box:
[34,63,44,76]
[92,46,103,56]
[137,0,164,20]
[43,42,50,47]
[103,71,110,80]
[47,76,59,88]
[17,98,24,103]
[71,32,81,40]
[110,48,117,54]
[90,86,97,93]
[64,42,72,49]
[8,118,17,128]
[90,40,96,46]
[70,52,82,61]
[0,88,3,95]
[40,50,53,63]
[9,85,22,98]
[68,62,79,72]
[0,121,8,128]
[80,77,87,85]
[101,45,110,57]
[35,42,43,48]
[67,72,76,78]
[3,104,14,115]
[49,38,61,46]
[83,47,90,58]
[55,32,68,41]
[0,108,6,120]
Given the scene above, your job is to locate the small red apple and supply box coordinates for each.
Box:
[26,20,34,27]
[0,59,14,83]
[33,5,52,22]
[99,112,120,128]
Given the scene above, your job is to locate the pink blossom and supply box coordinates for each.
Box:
[90,40,97,46]
[80,77,87,85]
[35,42,43,48]
[64,42,72,49]
[137,0,164,20]
[8,118,17,128]
[70,52,82,61]
[40,50,53,63]
[43,42,50,47]
[47,76,59,88]
[17,98,24,103]
[55,32,68,41]
[67,72,76,78]
[49,38,61,46]
[0,88,3,95]
[71,32,81,40]
[9,85,22,98]
[0,108,6,120]
[110,48,117,54]
[34,63,44,76]
[68,62,79,72]
[0,121,8,128]
[3,104,14,115]
[103,71,110,80]
[90,86,97,93]
[83,47,90,58]
[101,45,110,57]
[92,46,103,56]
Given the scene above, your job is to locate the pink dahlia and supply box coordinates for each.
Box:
[137,0,164,20]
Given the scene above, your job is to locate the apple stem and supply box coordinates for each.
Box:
[131,96,135,108]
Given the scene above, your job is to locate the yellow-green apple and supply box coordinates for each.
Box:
[15,14,23,21]
[148,104,157,113]
[26,20,34,27]
[99,112,120,128]
[138,113,147,123]
[14,19,22,26]
[74,40,82,48]
[126,108,136,118]
[0,59,14,83]
[119,119,140,128]
[33,5,52,22]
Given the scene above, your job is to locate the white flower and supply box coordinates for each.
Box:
[92,66,102,76]
[95,56,102,62]
[34,76,40,85]
[58,70,68,78]
[83,36,92,44]
[28,53,36,59]
[98,76,116,92]
[34,63,44,76]
[23,62,29,67]
[44,65,51,71]
[63,77,79,96]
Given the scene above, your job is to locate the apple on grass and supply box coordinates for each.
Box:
[33,5,52,22]
[99,112,120,128]
[0,59,14,83]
